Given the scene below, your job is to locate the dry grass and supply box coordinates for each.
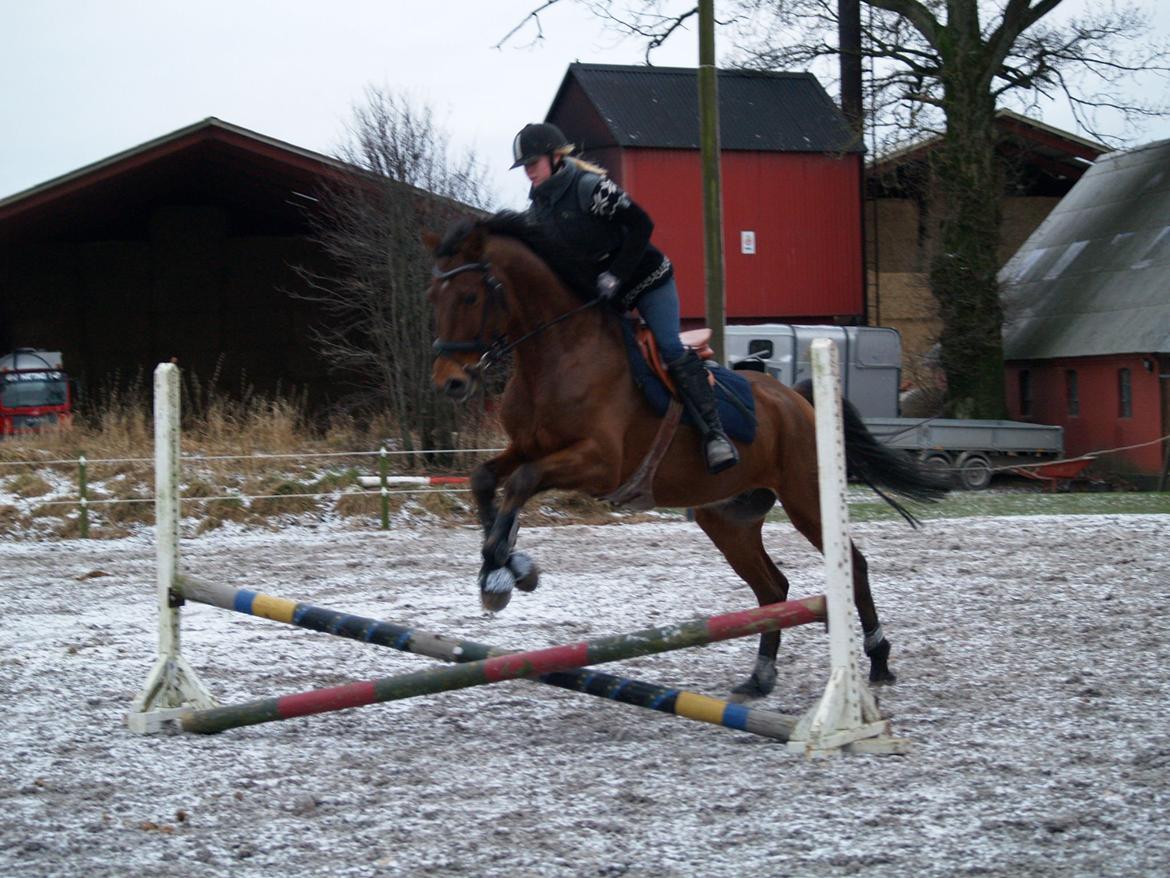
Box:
[0,384,654,539]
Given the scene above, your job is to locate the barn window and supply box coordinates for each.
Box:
[1118,368,1132,418]
[1018,369,1032,417]
[1065,370,1080,417]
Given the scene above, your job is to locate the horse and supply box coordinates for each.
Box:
[423,212,949,700]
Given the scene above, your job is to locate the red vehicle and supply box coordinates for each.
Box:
[0,349,74,436]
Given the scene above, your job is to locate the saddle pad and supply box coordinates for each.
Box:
[620,320,757,444]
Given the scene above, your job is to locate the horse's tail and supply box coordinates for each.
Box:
[794,380,951,528]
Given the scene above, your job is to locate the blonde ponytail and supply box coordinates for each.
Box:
[559,148,609,177]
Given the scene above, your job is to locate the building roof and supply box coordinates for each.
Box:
[1001,138,1170,358]
[548,62,860,154]
[0,118,354,242]
[868,109,1106,197]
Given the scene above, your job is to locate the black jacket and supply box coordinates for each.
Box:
[527,158,673,309]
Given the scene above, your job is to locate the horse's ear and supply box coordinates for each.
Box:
[421,230,441,253]
[463,224,486,260]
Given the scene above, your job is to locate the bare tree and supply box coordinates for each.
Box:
[295,87,492,459]
[503,0,1170,417]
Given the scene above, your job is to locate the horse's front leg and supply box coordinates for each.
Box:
[478,439,614,612]
[471,450,540,602]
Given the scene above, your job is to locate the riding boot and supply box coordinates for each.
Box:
[667,350,740,474]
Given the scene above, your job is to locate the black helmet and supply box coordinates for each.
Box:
[510,122,569,168]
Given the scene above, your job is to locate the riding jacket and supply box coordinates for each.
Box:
[526,158,673,310]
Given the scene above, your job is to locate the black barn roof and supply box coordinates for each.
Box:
[0,118,354,244]
[548,63,860,154]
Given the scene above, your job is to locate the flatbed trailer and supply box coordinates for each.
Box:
[862,417,1065,490]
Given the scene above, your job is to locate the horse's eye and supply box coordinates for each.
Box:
[462,293,478,306]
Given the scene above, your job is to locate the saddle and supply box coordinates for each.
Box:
[633,325,716,395]
[606,323,753,511]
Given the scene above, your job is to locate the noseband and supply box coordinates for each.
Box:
[431,259,600,376]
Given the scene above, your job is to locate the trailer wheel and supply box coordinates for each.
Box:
[956,452,993,491]
[921,452,954,487]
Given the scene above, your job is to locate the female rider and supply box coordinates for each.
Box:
[511,122,738,474]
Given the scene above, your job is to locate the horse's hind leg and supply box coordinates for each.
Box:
[781,499,897,684]
[693,490,789,701]
[848,544,895,683]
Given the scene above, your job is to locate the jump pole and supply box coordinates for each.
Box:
[357,475,469,489]
[784,339,906,756]
[177,573,806,740]
[179,595,826,735]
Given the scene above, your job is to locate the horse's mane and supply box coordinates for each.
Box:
[437,211,598,301]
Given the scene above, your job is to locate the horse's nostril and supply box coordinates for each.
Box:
[444,377,467,398]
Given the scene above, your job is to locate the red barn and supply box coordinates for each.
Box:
[1001,138,1170,484]
[545,63,864,326]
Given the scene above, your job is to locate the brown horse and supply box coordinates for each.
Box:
[423,212,948,699]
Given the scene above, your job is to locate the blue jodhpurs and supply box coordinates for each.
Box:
[634,278,686,363]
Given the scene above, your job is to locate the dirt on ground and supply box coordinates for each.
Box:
[2,513,1168,877]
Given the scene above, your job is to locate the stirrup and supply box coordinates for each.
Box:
[704,434,739,474]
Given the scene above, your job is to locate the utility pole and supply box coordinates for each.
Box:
[698,0,726,363]
[839,0,871,325]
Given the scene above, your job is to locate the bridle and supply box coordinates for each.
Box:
[431,259,600,376]
[431,261,506,357]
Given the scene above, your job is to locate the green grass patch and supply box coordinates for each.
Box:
[831,489,1170,524]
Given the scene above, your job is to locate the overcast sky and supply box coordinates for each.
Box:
[3,0,1169,209]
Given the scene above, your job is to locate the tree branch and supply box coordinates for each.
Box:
[865,0,942,50]
[493,0,562,49]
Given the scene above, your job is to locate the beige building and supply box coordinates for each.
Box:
[864,110,1106,389]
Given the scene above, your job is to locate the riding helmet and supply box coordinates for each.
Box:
[510,122,569,168]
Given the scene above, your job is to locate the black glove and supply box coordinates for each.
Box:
[596,271,621,301]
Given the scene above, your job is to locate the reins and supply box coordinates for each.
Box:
[431,260,601,376]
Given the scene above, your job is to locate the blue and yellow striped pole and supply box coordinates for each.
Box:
[176,574,822,738]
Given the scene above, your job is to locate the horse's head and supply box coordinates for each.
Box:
[423,220,509,403]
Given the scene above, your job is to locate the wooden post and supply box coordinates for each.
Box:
[379,446,390,530]
[698,0,726,364]
[77,454,89,539]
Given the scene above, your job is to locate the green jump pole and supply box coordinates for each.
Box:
[176,574,806,740]
[179,594,826,735]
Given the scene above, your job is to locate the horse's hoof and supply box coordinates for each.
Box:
[729,675,772,703]
[728,682,765,703]
[869,667,897,685]
[480,589,512,613]
[866,638,896,684]
[729,657,776,702]
[509,552,540,592]
[479,567,515,613]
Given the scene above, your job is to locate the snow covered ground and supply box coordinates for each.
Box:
[2,512,1168,877]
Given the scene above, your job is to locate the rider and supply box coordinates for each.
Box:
[511,121,739,474]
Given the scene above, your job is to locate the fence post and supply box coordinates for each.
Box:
[77,454,89,539]
[379,446,390,530]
